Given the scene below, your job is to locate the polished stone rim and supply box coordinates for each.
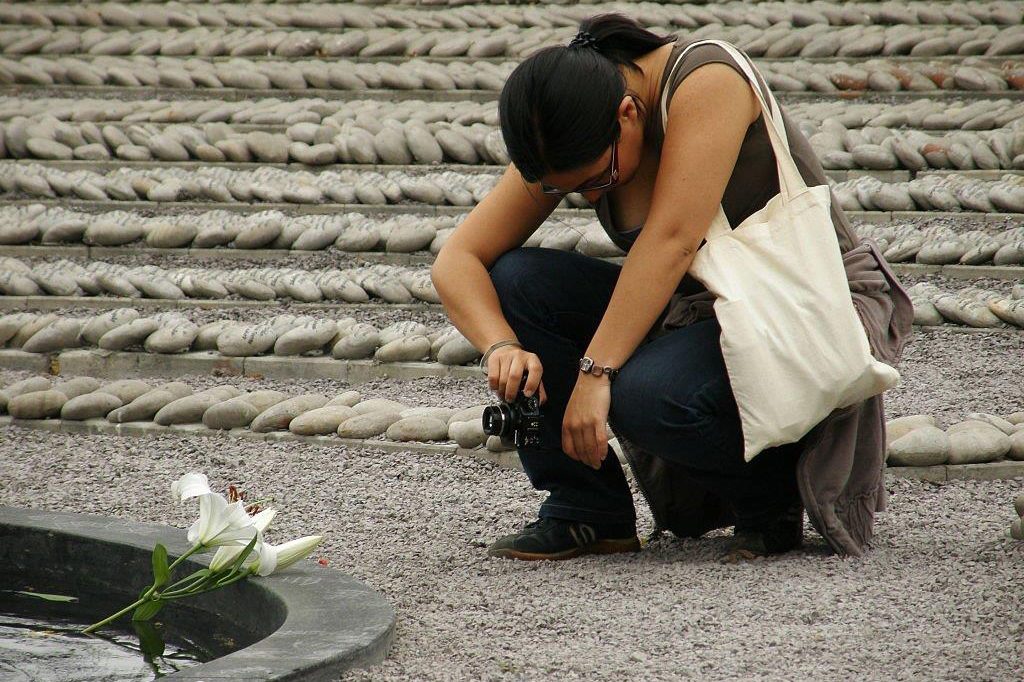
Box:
[0,505,395,681]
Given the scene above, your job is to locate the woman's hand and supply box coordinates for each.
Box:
[487,345,547,404]
[562,374,611,470]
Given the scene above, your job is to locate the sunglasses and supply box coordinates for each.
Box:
[540,137,619,196]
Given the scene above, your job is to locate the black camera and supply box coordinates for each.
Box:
[481,390,543,448]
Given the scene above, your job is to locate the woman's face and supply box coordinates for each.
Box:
[539,95,644,205]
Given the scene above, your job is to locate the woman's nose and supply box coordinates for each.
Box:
[582,189,605,205]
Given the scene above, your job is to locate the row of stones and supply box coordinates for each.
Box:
[0,163,508,208]
[0,374,507,450]
[832,173,1024,213]
[0,310,481,364]
[0,255,441,304]
[0,205,464,252]
[9,161,1024,214]
[865,222,1024,266]
[907,281,1024,328]
[6,206,1024,273]
[8,107,1024,173]
[7,95,1019,134]
[2,2,1019,32]
[0,116,511,167]
[2,20,1024,60]
[813,125,1024,172]
[3,53,1023,94]
[885,412,1024,467]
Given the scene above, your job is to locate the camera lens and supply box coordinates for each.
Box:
[481,404,512,437]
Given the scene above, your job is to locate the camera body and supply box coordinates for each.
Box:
[481,391,543,448]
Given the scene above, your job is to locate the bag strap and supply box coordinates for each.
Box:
[659,39,805,204]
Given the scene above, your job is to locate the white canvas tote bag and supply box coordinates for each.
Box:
[661,40,900,461]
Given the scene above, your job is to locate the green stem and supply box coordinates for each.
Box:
[86,544,207,633]
[164,567,255,600]
[141,543,206,600]
[83,597,148,634]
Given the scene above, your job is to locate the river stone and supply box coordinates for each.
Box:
[108,384,193,423]
[84,221,144,246]
[202,390,287,430]
[965,412,1017,435]
[217,323,278,356]
[447,405,487,427]
[9,314,59,348]
[61,392,123,420]
[374,335,431,363]
[97,318,161,350]
[386,416,449,442]
[144,323,199,354]
[405,126,444,165]
[435,128,478,164]
[400,407,455,422]
[327,390,361,408]
[385,223,436,252]
[437,336,480,366]
[154,386,241,425]
[273,319,338,356]
[8,389,67,419]
[352,398,408,416]
[233,220,282,249]
[331,324,380,359]
[947,426,1012,464]
[22,319,83,354]
[289,405,357,435]
[146,222,197,249]
[82,308,141,345]
[449,419,488,448]
[0,377,52,413]
[378,321,429,345]
[485,435,517,452]
[26,138,74,161]
[53,377,102,401]
[337,410,402,439]
[916,240,967,265]
[251,394,330,432]
[0,313,36,345]
[246,131,289,163]
[887,426,950,467]
[1006,412,1024,425]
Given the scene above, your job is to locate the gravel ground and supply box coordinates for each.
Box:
[1,427,1021,681]
[2,307,1022,680]
[885,328,1024,424]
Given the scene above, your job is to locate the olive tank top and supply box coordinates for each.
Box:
[595,39,857,257]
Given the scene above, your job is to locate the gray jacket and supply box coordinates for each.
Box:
[612,239,913,557]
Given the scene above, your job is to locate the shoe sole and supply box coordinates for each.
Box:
[488,537,641,561]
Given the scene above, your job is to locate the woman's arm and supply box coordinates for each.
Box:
[432,163,561,399]
[563,62,762,467]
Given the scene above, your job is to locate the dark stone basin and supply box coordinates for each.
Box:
[0,506,395,681]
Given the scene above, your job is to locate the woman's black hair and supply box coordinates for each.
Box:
[498,13,676,184]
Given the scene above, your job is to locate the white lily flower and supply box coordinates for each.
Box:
[208,508,277,572]
[186,492,258,548]
[251,535,323,577]
[171,472,212,501]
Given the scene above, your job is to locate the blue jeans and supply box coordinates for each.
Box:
[489,247,802,532]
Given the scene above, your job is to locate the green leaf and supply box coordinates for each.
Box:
[228,534,259,574]
[151,543,170,590]
[132,598,164,622]
[11,590,78,603]
[132,620,166,659]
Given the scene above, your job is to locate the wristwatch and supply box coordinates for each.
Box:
[579,356,620,381]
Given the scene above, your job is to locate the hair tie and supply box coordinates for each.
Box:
[568,30,598,50]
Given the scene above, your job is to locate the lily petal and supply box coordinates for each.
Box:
[171,472,212,502]
[254,535,322,577]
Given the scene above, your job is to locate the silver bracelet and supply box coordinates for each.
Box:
[479,339,522,368]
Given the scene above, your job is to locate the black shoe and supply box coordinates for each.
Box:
[487,517,641,561]
[721,502,804,563]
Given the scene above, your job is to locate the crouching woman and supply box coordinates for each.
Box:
[431,14,913,562]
